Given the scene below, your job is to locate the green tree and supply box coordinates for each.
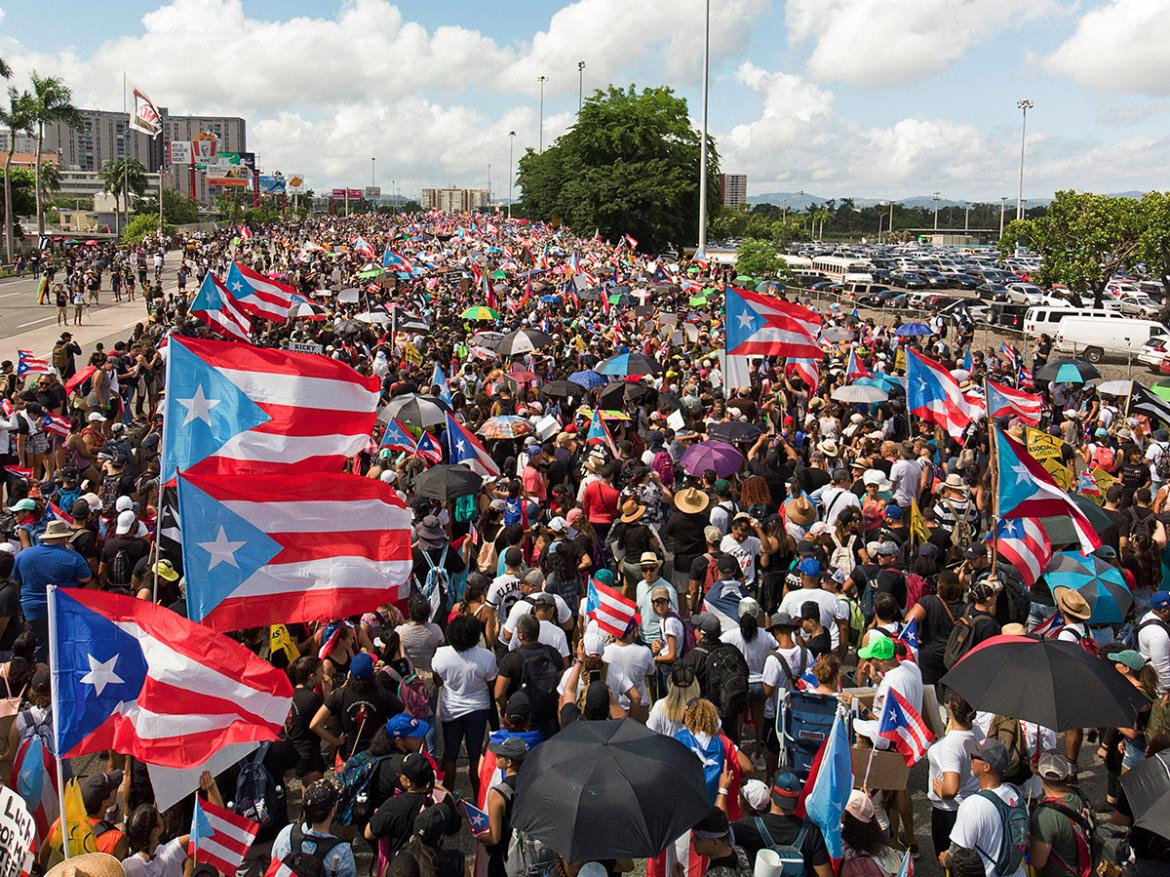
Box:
[29,72,81,237]
[516,85,718,251]
[1136,191,1170,295]
[100,156,148,235]
[0,57,11,80]
[123,212,171,243]
[136,188,200,225]
[0,87,33,262]
[735,238,781,277]
[1000,190,1141,308]
[37,161,60,203]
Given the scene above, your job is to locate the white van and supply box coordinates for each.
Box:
[1024,307,1121,338]
[1054,317,1167,363]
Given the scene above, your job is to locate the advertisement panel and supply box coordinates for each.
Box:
[206,151,250,188]
[190,133,218,164]
[364,186,381,198]
[331,188,346,199]
[258,173,286,194]
[286,173,306,193]
[347,188,362,200]
[168,141,192,165]
[239,151,256,171]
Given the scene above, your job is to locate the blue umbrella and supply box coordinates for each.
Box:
[858,374,906,396]
[568,370,606,389]
[1045,551,1132,624]
[597,352,661,376]
[895,322,932,337]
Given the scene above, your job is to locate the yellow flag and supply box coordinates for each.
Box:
[270,624,300,663]
[894,347,906,373]
[909,499,930,545]
[1025,427,1064,462]
[403,341,423,366]
[46,779,97,865]
[1092,466,1118,497]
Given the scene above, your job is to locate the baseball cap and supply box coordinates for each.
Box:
[505,691,531,722]
[741,779,771,812]
[703,525,723,544]
[770,770,802,810]
[154,559,179,582]
[7,498,35,512]
[81,491,102,512]
[1151,590,1170,610]
[845,789,875,823]
[115,495,134,513]
[115,510,137,535]
[767,612,800,631]
[547,516,568,533]
[876,541,900,557]
[1036,751,1074,783]
[717,555,742,578]
[884,504,902,520]
[857,634,895,661]
[80,770,124,812]
[386,713,430,739]
[401,752,434,787]
[798,557,821,577]
[349,652,375,680]
[650,585,672,602]
[1107,649,1147,672]
[692,612,722,637]
[968,738,1010,775]
[488,737,530,761]
[530,592,555,607]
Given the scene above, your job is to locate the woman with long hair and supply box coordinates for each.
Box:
[926,693,981,860]
[647,664,700,738]
[121,794,195,877]
[674,698,753,820]
[454,572,498,649]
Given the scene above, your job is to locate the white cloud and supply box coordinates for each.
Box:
[1044,0,1170,95]
[786,0,1060,87]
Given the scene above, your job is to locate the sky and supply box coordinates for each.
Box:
[1,0,1169,203]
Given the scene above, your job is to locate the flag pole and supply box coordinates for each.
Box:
[987,383,999,581]
[153,345,173,604]
[46,584,70,859]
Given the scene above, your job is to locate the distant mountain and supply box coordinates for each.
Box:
[747,190,1148,210]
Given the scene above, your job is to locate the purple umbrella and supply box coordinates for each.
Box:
[680,440,745,478]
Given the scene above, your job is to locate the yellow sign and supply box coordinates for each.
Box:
[909,499,930,546]
[46,779,96,864]
[270,624,300,663]
[1025,428,1072,489]
[1088,467,1118,505]
[894,347,906,373]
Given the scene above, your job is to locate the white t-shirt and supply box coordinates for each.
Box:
[604,641,654,702]
[761,644,813,718]
[431,645,497,721]
[1138,610,1170,696]
[502,593,572,637]
[719,534,762,585]
[508,619,570,657]
[949,783,1027,877]
[720,627,778,682]
[927,727,984,811]
[647,699,686,738]
[661,614,685,654]
[122,838,187,877]
[778,587,848,650]
[487,574,523,623]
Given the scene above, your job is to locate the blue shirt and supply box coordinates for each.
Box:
[14,544,92,619]
[270,824,357,877]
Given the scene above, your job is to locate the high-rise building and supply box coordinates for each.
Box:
[719,173,748,207]
[419,187,489,213]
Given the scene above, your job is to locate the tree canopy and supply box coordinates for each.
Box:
[516,84,718,252]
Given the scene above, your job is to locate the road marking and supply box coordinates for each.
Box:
[0,291,28,299]
[18,317,55,328]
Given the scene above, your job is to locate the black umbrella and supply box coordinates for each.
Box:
[597,381,655,409]
[939,634,1147,731]
[541,380,589,399]
[709,421,762,444]
[335,319,364,335]
[1034,358,1101,384]
[511,719,711,861]
[657,392,682,412]
[1120,750,1170,840]
[378,393,452,428]
[413,464,483,501]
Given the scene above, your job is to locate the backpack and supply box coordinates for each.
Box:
[974,786,1029,877]
[1033,790,1102,877]
[829,533,856,579]
[664,611,696,657]
[1065,627,1101,658]
[947,501,974,554]
[752,816,809,877]
[777,689,839,780]
[288,823,346,877]
[652,449,675,487]
[233,742,285,831]
[1125,508,1156,556]
[840,594,865,647]
[700,554,721,604]
[987,715,1031,786]
[333,750,383,826]
[904,572,932,609]
[108,547,132,588]
[518,646,561,723]
[1156,443,1170,481]
[1092,445,1116,474]
[381,663,430,720]
[544,566,582,609]
[701,642,750,717]
[419,547,451,623]
[506,825,560,877]
[943,611,995,670]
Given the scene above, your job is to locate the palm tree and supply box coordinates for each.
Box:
[0,87,33,263]
[29,72,81,237]
[100,156,147,234]
[0,57,12,80]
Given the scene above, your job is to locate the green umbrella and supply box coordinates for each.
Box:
[357,267,386,279]
[493,269,507,280]
[1153,385,1170,402]
[686,267,699,276]
[688,294,709,307]
[461,305,501,321]
[735,275,755,284]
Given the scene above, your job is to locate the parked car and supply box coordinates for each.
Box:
[1054,316,1166,363]
[1139,334,1170,369]
[891,271,927,290]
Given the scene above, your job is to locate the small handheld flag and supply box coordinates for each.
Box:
[877,689,935,766]
[189,796,259,875]
[462,800,491,835]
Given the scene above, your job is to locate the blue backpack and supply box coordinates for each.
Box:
[776,689,839,780]
[418,546,451,622]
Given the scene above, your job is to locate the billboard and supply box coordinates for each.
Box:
[348,188,362,200]
[258,173,286,194]
[331,188,346,199]
[191,132,218,164]
[286,173,306,193]
[364,186,381,198]
[168,141,192,164]
[205,151,250,187]
[239,151,256,171]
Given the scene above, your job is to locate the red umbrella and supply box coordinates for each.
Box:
[65,365,97,394]
[83,239,99,246]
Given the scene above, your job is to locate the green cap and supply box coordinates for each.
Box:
[7,498,35,512]
[857,634,895,661]
[1107,649,1147,673]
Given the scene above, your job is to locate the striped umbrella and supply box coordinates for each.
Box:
[1044,550,1132,624]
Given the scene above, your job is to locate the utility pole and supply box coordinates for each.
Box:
[999,196,1008,238]
[371,157,376,187]
[932,192,941,232]
[508,131,515,220]
[696,0,710,258]
[578,61,585,113]
[1016,99,1034,221]
[538,76,548,152]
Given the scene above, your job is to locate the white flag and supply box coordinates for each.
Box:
[129,86,161,136]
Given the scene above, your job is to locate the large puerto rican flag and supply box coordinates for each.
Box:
[726,287,822,358]
[907,349,983,439]
[162,336,380,482]
[50,587,292,768]
[445,412,500,478]
[226,262,301,322]
[177,472,412,631]
[190,272,251,343]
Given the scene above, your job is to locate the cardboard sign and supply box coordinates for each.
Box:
[851,746,910,790]
[288,341,323,355]
[534,414,561,441]
[0,785,36,877]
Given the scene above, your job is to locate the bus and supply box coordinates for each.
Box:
[809,255,874,283]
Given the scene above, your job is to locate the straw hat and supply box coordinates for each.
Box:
[46,854,125,877]
[620,500,646,523]
[784,496,816,526]
[40,519,72,543]
[673,486,710,514]
[817,439,840,458]
[1055,588,1092,622]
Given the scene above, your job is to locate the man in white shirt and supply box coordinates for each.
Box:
[942,739,1027,877]
[719,513,766,587]
[777,558,848,652]
[811,468,861,528]
[505,593,570,658]
[487,547,526,625]
[1138,589,1170,696]
[888,442,924,509]
[1145,429,1170,489]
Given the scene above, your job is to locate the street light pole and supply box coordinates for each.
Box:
[1016,99,1033,221]
[888,201,894,241]
[782,189,804,223]
[508,131,515,220]
[371,157,375,187]
[932,192,941,232]
[578,61,585,113]
[999,196,1007,238]
[964,202,970,232]
[696,0,710,259]
[538,76,548,152]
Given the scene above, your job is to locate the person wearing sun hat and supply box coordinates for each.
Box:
[664,486,713,593]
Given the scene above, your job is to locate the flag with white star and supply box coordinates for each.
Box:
[49,587,292,768]
[725,286,822,359]
[162,336,381,483]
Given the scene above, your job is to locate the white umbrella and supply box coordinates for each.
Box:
[821,326,854,343]
[311,288,333,298]
[338,287,361,304]
[356,311,391,325]
[950,368,971,382]
[831,384,887,404]
[1097,380,1133,397]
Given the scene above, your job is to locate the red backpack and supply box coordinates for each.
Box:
[904,572,932,609]
[1034,794,1096,877]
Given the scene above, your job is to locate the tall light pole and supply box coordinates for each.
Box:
[964,202,970,232]
[932,192,941,232]
[696,0,711,259]
[577,61,585,113]
[538,75,548,152]
[782,190,804,223]
[999,195,1008,238]
[876,202,886,243]
[371,157,376,187]
[1016,99,1033,221]
[888,200,894,241]
[508,130,515,220]
[487,163,492,206]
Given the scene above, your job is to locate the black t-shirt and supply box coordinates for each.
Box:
[725,814,830,870]
[68,527,99,563]
[0,579,24,653]
[794,464,831,497]
[101,536,151,587]
[875,567,908,609]
[369,752,408,811]
[286,686,324,759]
[964,608,1001,649]
[368,792,459,854]
[215,739,299,843]
[497,643,565,711]
[803,629,832,658]
[323,681,403,753]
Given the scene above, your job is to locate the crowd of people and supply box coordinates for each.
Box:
[2,211,1170,877]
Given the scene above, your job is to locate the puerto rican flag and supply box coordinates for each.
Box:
[445,413,500,477]
[162,336,380,482]
[415,431,443,464]
[50,587,292,768]
[383,248,413,273]
[226,262,301,322]
[380,418,418,454]
[586,576,638,638]
[9,719,59,844]
[989,517,1052,587]
[845,345,871,380]
[17,349,50,376]
[41,413,71,437]
[190,272,252,343]
[353,236,376,259]
[585,409,618,456]
[986,380,1043,425]
[994,426,1100,554]
[786,357,820,390]
[177,471,412,632]
[265,859,297,877]
[189,797,258,875]
[1030,611,1065,638]
[877,688,935,766]
[239,225,253,241]
[907,349,983,440]
[1000,341,1019,371]
[726,287,822,359]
